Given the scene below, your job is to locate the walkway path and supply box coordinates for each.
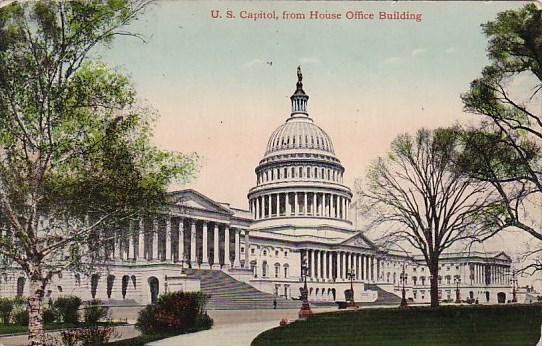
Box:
[148,320,278,346]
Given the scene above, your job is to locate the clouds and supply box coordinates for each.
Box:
[382,56,404,65]
[411,48,426,57]
[243,58,265,68]
[298,56,322,65]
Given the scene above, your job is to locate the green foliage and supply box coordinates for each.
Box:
[136,291,213,335]
[42,307,56,325]
[0,298,14,324]
[61,325,115,346]
[53,296,81,325]
[12,308,28,326]
[83,300,109,325]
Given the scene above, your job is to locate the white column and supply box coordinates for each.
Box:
[234,228,241,268]
[178,219,184,265]
[303,192,307,215]
[213,224,220,269]
[128,220,135,261]
[294,192,298,216]
[224,226,231,267]
[190,220,197,265]
[276,193,280,216]
[152,218,159,260]
[201,221,209,268]
[371,256,375,282]
[310,250,315,279]
[312,193,317,215]
[165,216,172,262]
[286,193,291,216]
[256,198,260,219]
[138,218,145,260]
[322,251,329,280]
[244,230,251,268]
[113,232,120,260]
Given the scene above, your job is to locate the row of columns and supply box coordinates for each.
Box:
[250,192,350,220]
[471,263,509,285]
[109,217,250,270]
[257,165,344,185]
[303,249,378,282]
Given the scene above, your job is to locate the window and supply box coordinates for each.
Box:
[275,250,279,256]
[251,248,255,254]
[284,251,288,257]
[275,263,280,278]
[284,265,289,278]
[262,261,268,277]
[263,250,267,256]
[241,247,245,253]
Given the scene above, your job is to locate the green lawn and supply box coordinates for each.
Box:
[252,304,542,346]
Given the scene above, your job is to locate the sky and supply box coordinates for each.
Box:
[97,1,539,279]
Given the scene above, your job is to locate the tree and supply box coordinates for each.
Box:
[460,4,542,270]
[358,128,501,308]
[0,2,197,345]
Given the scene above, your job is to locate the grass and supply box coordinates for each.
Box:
[252,304,542,346]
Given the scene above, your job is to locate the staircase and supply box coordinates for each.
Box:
[365,284,402,306]
[184,269,299,310]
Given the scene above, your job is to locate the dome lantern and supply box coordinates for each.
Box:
[290,66,309,116]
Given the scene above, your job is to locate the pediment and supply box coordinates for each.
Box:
[169,189,233,215]
[340,232,375,249]
[493,252,511,262]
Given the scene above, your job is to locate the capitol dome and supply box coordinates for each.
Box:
[265,116,335,156]
[247,67,353,228]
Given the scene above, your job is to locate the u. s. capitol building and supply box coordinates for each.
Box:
[1,69,515,308]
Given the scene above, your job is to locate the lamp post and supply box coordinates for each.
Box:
[298,252,313,319]
[346,266,356,306]
[400,263,408,309]
[454,274,461,303]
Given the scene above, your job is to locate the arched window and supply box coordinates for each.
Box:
[107,275,115,299]
[274,263,280,278]
[299,167,303,178]
[122,275,130,299]
[16,277,25,297]
[131,275,137,289]
[291,167,295,178]
[91,274,99,299]
[148,277,159,304]
[262,261,268,277]
[284,264,289,278]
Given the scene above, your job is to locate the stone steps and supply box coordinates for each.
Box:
[365,284,402,305]
[185,269,299,310]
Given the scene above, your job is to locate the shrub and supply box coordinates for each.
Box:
[42,307,56,324]
[136,291,213,335]
[61,326,115,346]
[53,296,81,324]
[0,298,14,324]
[83,300,109,325]
[12,309,29,326]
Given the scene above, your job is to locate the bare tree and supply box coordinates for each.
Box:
[358,128,503,307]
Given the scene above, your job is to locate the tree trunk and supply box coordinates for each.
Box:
[429,260,440,308]
[27,274,46,346]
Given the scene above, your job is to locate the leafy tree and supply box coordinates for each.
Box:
[358,128,501,308]
[460,4,542,269]
[0,1,197,344]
